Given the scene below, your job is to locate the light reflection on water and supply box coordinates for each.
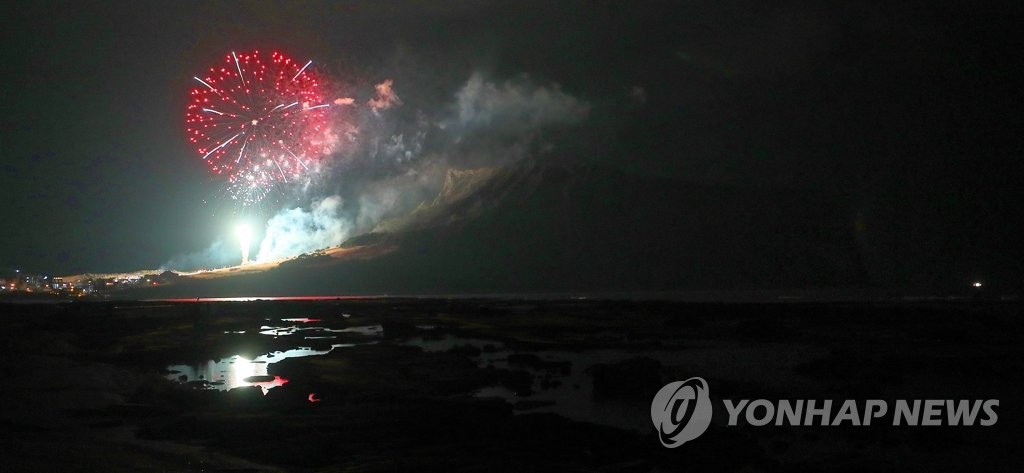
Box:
[167,345,355,394]
[401,334,503,352]
[168,323,384,394]
[259,324,383,337]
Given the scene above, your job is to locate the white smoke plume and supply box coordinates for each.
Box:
[162,238,239,271]
[261,72,589,259]
[256,196,351,261]
[444,72,589,135]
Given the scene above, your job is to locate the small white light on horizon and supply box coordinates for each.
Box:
[972,281,983,288]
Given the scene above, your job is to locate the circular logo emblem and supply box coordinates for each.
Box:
[651,377,713,447]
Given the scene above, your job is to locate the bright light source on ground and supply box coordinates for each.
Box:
[236,223,252,265]
[972,281,983,288]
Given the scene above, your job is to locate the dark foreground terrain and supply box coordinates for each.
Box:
[1,297,1021,472]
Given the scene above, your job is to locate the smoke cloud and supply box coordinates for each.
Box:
[444,73,589,135]
[162,238,239,272]
[256,196,351,262]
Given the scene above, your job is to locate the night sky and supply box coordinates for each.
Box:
[2,1,1021,293]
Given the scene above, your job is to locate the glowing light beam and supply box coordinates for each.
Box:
[193,76,218,92]
[235,135,249,164]
[279,143,310,170]
[202,131,243,160]
[272,159,288,182]
[232,51,245,86]
[292,60,312,81]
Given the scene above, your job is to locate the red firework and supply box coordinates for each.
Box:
[185,50,333,204]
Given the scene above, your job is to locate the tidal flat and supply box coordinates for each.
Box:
[1,298,1021,472]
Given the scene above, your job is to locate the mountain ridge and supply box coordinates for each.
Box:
[130,160,868,297]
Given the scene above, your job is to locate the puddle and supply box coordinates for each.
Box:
[325,325,383,336]
[473,350,680,432]
[167,345,355,394]
[473,343,824,432]
[401,334,504,353]
[399,333,695,432]
[167,323,383,394]
[259,324,382,337]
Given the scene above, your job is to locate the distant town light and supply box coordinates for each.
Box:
[972,281,983,288]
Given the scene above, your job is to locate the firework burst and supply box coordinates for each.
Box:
[186,50,335,205]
